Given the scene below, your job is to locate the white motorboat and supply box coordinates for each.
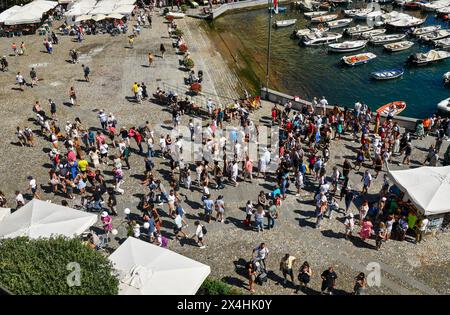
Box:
[302,32,343,46]
[328,40,368,52]
[166,12,185,19]
[386,16,425,29]
[344,25,374,36]
[326,18,353,29]
[421,0,450,12]
[295,26,330,38]
[330,0,353,4]
[360,29,387,39]
[433,37,450,49]
[437,97,450,114]
[370,34,407,45]
[411,25,442,36]
[437,5,450,14]
[419,30,450,42]
[311,14,339,23]
[354,10,383,20]
[275,19,297,27]
[443,72,450,84]
[384,40,414,52]
[296,0,321,12]
[407,49,450,65]
[304,11,328,18]
[342,52,377,66]
[344,8,374,17]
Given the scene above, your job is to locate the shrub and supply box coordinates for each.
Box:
[0,236,119,295]
[173,28,184,37]
[181,4,188,12]
[185,58,194,69]
[198,277,242,295]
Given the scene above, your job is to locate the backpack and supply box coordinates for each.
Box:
[201,225,207,235]
[161,236,169,248]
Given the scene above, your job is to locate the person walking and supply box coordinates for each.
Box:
[30,67,38,87]
[254,205,265,232]
[295,261,312,293]
[246,259,257,293]
[361,170,372,195]
[215,195,225,223]
[82,64,90,82]
[353,272,367,295]
[267,200,278,230]
[376,222,387,250]
[192,221,206,249]
[252,243,269,270]
[69,86,78,106]
[27,176,41,200]
[321,266,338,295]
[279,253,296,286]
[160,43,166,58]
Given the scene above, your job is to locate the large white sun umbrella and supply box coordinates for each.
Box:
[388,166,450,215]
[106,13,124,20]
[93,14,107,21]
[109,237,211,295]
[75,14,93,22]
[0,199,97,239]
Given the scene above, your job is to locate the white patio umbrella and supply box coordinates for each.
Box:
[106,13,124,20]
[93,14,106,22]
[75,14,92,22]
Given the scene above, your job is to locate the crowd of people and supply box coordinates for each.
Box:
[1,1,449,296]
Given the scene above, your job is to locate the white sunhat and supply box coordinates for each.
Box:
[101,211,108,217]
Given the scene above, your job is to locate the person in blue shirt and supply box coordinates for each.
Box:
[271,185,281,200]
[203,194,214,223]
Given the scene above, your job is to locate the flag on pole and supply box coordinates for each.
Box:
[274,0,279,14]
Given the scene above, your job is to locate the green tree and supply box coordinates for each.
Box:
[0,237,119,295]
[198,277,243,295]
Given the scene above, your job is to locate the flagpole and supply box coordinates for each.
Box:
[265,0,273,94]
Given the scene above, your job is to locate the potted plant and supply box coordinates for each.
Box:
[184,58,194,70]
[179,43,188,53]
[190,82,202,94]
[172,29,184,37]
[181,4,188,13]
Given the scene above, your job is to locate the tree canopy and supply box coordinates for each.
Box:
[0,236,119,295]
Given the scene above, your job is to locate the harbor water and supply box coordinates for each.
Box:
[210,4,450,118]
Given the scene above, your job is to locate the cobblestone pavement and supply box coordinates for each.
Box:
[0,11,449,295]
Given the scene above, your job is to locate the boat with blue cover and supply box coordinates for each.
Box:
[371,69,405,80]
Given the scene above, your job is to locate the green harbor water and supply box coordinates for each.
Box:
[211,4,450,118]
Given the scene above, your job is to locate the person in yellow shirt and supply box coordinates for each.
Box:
[132,82,139,100]
[78,159,89,173]
[280,253,296,286]
[128,35,134,49]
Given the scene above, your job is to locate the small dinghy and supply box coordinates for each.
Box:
[360,29,387,39]
[342,52,377,66]
[344,25,374,36]
[328,40,367,52]
[371,69,404,80]
[433,37,450,49]
[354,10,383,21]
[304,11,329,18]
[419,29,450,42]
[370,33,407,45]
[384,40,414,52]
[442,71,450,84]
[376,101,407,116]
[275,19,297,27]
[407,49,450,65]
[411,25,441,37]
[295,26,329,38]
[326,18,353,29]
[311,14,338,23]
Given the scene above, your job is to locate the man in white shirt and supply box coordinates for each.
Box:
[15,190,25,209]
[192,220,206,248]
[231,161,239,186]
[253,243,269,270]
[416,217,429,243]
[361,170,372,195]
[319,96,328,116]
[206,98,214,117]
[27,176,40,199]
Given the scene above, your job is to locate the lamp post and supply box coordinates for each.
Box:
[265,0,273,96]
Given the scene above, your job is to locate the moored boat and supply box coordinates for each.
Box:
[295,26,329,38]
[384,40,414,52]
[344,8,374,17]
[326,18,353,29]
[354,10,383,20]
[386,16,425,29]
[269,6,287,13]
[443,71,450,84]
[407,49,450,65]
[376,101,406,116]
[304,11,328,18]
[344,25,374,36]
[302,32,343,46]
[360,29,387,39]
[275,19,297,27]
[437,97,450,114]
[418,29,450,42]
[166,12,185,19]
[411,25,441,36]
[371,69,404,80]
[370,33,407,45]
[311,14,339,23]
[433,37,450,49]
[328,40,368,52]
[342,52,377,65]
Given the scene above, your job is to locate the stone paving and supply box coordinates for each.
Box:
[0,9,449,295]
